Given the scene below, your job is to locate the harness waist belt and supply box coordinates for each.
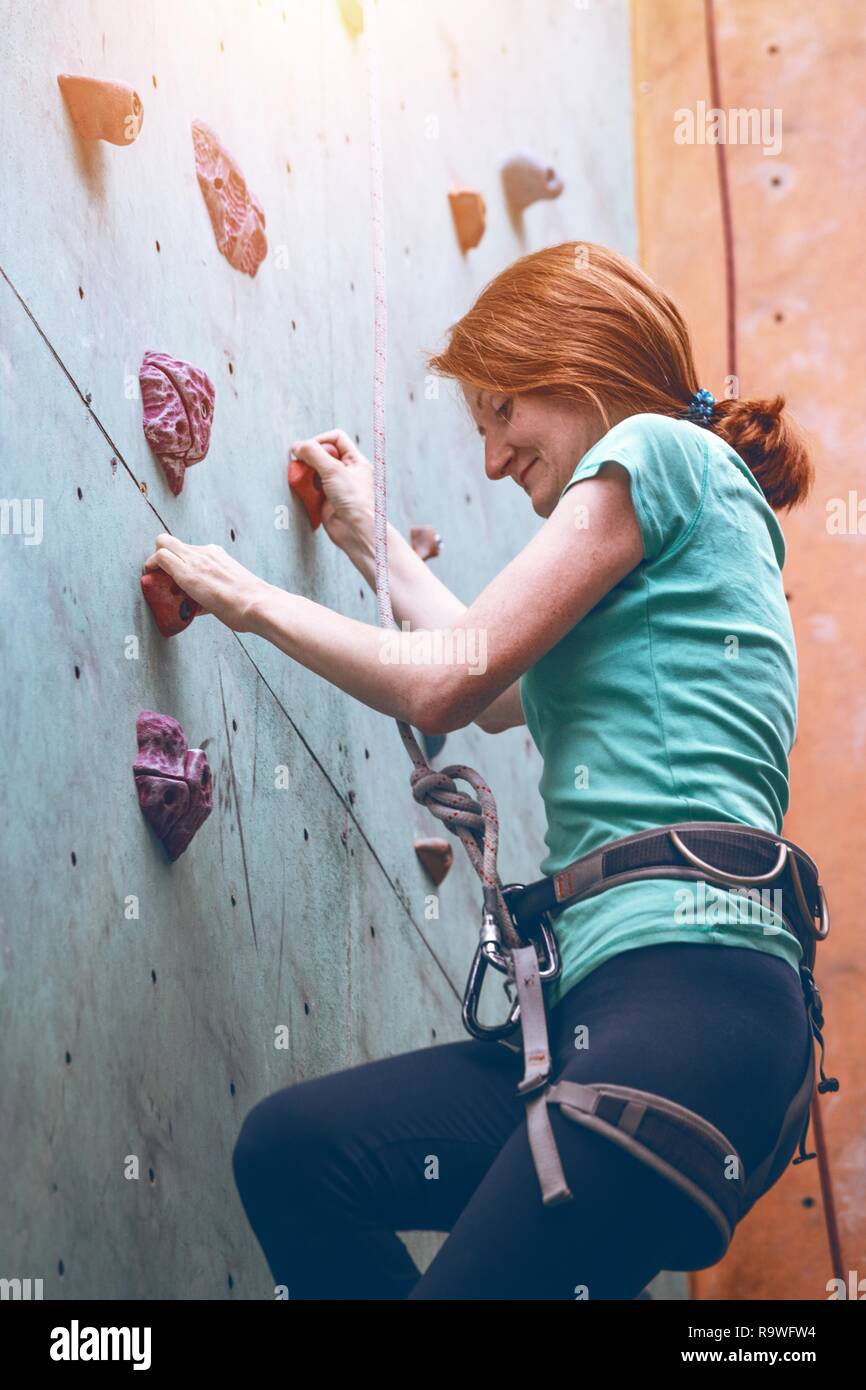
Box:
[503,820,828,976]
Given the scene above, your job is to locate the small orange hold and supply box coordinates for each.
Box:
[57,74,143,145]
[141,569,203,638]
[288,441,339,531]
[410,526,442,562]
[449,189,486,252]
[414,837,454,886]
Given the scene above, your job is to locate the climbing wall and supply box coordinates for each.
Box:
[0,0,637,1298]
[633,0,866,1300]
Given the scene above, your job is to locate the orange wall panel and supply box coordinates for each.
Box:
[633,0,865,1300]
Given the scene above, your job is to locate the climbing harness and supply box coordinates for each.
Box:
[361,0,838,1274]
[477,822,838,1271]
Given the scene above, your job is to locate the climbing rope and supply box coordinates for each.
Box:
[362,0,521,954]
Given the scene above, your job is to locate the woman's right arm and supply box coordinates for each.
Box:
[344,518,526,734]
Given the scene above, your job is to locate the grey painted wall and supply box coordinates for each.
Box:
[0,0,646,1298]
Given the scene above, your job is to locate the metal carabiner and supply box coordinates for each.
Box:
[462,925,522,1040]
[461,891,563,1040]
[500,883,562,983]
[788,851,830,941]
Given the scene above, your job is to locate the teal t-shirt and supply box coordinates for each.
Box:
[518,412,803,1008]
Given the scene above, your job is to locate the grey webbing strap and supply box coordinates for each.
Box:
[510,944,573,1205]
[546,1080,742,1248]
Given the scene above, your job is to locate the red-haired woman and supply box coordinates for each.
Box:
[146,243,820,1300]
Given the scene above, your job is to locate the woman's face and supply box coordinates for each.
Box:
[463,385,623,517]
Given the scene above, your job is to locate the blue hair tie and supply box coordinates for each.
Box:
[687,387,715,426]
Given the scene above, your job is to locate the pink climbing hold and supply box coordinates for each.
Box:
[191,119,268,277]
[133,710,213,861]
[500,153,564,218]
[57,74,143,145]
[139,351,215,496]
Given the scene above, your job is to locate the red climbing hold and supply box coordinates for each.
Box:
[191,119,268,277]
[288,441,340,531]
[410,526,442,562]
[133,710,213,861]
[414,838,454,886]
[139,351,215,495]
[141,569,203,638]
[57,74,143,145]
[500,153,564,218]
[449,189,486,252]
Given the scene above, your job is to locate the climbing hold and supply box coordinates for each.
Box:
[140,569,203,638]
[500,153,564,218]
[57,74,143,145]
[133,710,213,861]
[414,838,454,886]
[288,441,340,531]
[139,351,216,496]
[191,119,268,277]
[410,525,442,561]
[421,732,446,761]
[449,189,486,252]
[338,0,364,35]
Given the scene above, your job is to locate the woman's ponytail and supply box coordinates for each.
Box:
[709,395,813,512]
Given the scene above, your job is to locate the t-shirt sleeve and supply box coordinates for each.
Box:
[559,414,710,563]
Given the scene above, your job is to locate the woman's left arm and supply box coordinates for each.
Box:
[143,463,643,736]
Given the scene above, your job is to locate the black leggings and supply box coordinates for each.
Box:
[232,942,813,1300]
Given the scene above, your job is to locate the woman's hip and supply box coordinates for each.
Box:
[544,941,812,1173]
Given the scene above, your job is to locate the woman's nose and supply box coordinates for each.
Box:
[484,436,515,481]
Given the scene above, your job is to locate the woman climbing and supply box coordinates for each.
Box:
[144,242,820,1300]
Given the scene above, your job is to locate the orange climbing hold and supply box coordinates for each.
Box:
[449,189,486,252]
[410,526,442,562]
[141,569,203,638]
[288,441,340,531]
[414,838,454,886]
[57,74,143,145]
[191,119,268,277]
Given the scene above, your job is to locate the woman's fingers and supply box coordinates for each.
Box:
[290,429,358,468]
[314,428,357,458]
[142,534,188,573]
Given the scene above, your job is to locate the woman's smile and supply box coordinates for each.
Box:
[518,457,539,489]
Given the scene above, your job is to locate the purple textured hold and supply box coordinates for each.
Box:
[139,351,215,496]
[133,710,213,861]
